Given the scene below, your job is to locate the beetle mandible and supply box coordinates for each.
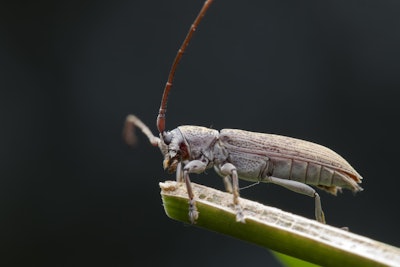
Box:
[123,0,363,224]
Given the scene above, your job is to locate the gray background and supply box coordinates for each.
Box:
[1,0,399,266]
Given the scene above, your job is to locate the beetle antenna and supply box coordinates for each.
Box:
[156,0,214,134]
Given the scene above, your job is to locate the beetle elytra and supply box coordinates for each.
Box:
[123,0,363,224]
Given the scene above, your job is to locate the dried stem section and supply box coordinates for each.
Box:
[160,181,400,267]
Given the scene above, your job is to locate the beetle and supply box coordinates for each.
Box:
[123,0,363,224]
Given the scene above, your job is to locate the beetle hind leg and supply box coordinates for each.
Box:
[265,176,326,224]
[314,192,326,223]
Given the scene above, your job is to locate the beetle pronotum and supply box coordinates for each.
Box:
[123,0,363,224]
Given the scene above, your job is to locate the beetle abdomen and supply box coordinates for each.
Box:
[269,157,362,195]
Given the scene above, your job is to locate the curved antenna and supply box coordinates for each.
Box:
[156,0,214,134]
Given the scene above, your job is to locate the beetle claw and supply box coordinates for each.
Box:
[235,205,245,223]
[188,199,199,224]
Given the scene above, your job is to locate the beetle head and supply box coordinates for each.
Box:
[160,128,190,173]
[159,126,219,173]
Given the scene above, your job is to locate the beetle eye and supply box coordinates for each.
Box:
[163,131,173,145]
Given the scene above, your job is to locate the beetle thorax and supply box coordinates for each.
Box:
[178,126,219,160]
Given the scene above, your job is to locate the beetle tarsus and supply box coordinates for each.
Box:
[188,199,199,224]
[235,204,245,223]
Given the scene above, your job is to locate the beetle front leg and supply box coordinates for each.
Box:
[176,162,183,182]
[220,163,245,223]
[123,115,160,147]
[265,176,326,223]
[182,160,207,223]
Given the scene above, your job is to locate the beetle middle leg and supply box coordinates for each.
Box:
[220,163,245,223]
[264,176,326,223]
[222,176,233,193]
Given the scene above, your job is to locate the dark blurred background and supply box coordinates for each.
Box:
[1,0,399,266]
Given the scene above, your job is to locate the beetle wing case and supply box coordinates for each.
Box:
[219,129,363,194]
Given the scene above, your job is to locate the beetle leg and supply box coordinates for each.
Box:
[222,176,233,193]
[182,160,208,223]
[123,115,160,147]
[265,176,326,224]
[176,162,183,182]
[220,163,245,223]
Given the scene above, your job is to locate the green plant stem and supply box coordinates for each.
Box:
[160,180,400,267]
